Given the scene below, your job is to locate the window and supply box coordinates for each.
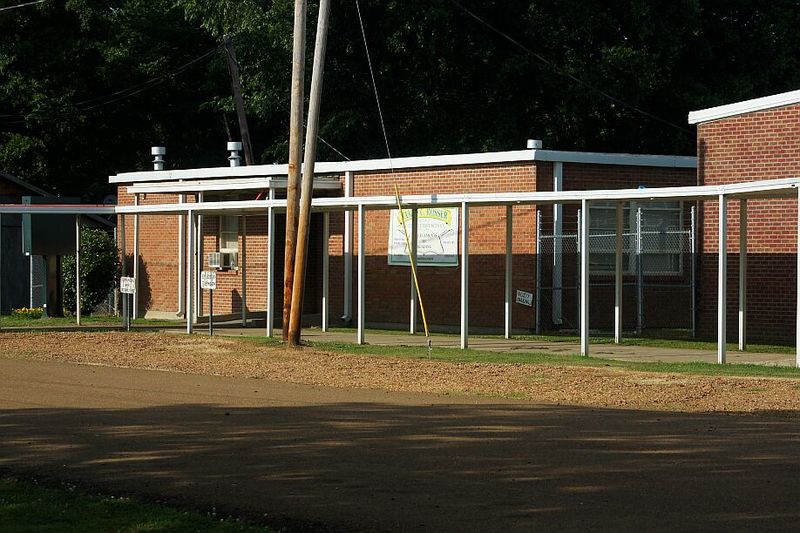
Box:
[219,215,239,252]
[588,202,683,275]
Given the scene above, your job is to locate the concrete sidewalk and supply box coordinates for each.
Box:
[4,319,793,366]
[208,325,796,367]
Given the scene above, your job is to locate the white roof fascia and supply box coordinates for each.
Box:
[126,177,341,194]
[688,89,800,124]
[112,178,800,216]
[0,204,117,215]
[533,150,696,168]
[110,149,696,184]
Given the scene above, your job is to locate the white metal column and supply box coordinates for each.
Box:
[504,205,513,339]
[739,199,747,351]
[460,202,469,349]
[580,199,590,356]
[186,210,196,334]
[0,214,3,316]
[410,208,418,334]
[133,194,140,319]
[343,171,354,322]
[796,188,800,367]
[718,195,727,364]
[267,188,276,337]
[552,162,564,325]
[29,254,34,308]
[357,205,365,344]
[178,194,185,315]
[241,216,247,326]
[635,206,643,335]
[535,209,542,334]
[120,215,126,319]
[195,192,204,320]
[75,215,81,326]
[690,205,697,338]
[614,201,623,343]
[322,211,330,332]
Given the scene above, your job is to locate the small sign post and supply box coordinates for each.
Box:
[515,289,533,307]
[120,276,136,332]
[201,271,217,336]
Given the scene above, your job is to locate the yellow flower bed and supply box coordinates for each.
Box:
[11,307,44,319]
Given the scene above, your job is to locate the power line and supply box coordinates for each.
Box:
[0,44,223,123]
[318,135,351,161]
[0,0,47,13]
[448,0,693,136]
[354,0,393,160]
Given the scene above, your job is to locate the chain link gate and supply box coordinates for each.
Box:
[536,203,696,337]
[28,254,46,309]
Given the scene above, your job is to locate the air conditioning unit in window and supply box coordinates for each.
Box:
[208,251,238,270]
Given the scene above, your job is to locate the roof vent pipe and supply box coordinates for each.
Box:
[526,139,543,150]
[151,146,166,171]
[227,141,243,167]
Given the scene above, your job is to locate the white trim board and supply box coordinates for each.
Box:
[126,177,342,195]
[110,149,696,184]
[98,177,800,217]
[689,89,800,124]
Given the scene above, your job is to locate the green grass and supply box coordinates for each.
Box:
[325,325,795,354]
[0,476,270,532]
[0,315,182,328]
[244,335,800,379]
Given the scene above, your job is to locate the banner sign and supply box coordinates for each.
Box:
[388,207,459,267]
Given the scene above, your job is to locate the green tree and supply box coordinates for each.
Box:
[3,0,800,199]
[62,227,119,315]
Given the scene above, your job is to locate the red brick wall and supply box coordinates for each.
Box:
[117,159,695,332]
[117,188,286,321]
[331,162,539,331]
[118,189,184,316]
[697,103,800,342]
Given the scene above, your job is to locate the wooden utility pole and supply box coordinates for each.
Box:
[288,0,331,345]
[223,34,254,165]
[283,0,307,341]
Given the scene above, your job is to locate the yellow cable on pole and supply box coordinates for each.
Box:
[394,184,432,357]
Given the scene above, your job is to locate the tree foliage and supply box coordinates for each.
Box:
[2,1,800,199]
[62,226,119,315]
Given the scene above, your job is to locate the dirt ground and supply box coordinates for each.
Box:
[1,331,799,413]
[3,331,800,531]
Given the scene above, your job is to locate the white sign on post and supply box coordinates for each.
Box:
[515,290,533,307]
[388,207,459,267]
[120,276,136,294]
[200,270,217,290]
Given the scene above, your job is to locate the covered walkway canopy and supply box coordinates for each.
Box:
[2,177,800,366]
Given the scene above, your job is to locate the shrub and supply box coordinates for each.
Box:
[62,227,119,315]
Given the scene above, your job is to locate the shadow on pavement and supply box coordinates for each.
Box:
[1,402,799,531]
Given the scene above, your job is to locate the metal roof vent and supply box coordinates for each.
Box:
[151,146,166,171]
[526,139,543,149]
[227,141,243,167]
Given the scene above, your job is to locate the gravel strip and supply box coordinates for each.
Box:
[2,331,800,413]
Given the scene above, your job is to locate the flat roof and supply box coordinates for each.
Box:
[109,149,697,185]
[688,89,800,124]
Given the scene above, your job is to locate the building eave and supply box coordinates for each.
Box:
[688,89,800,125]
[109,149,697,185]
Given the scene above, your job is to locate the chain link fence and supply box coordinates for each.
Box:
[536,203,696,336]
